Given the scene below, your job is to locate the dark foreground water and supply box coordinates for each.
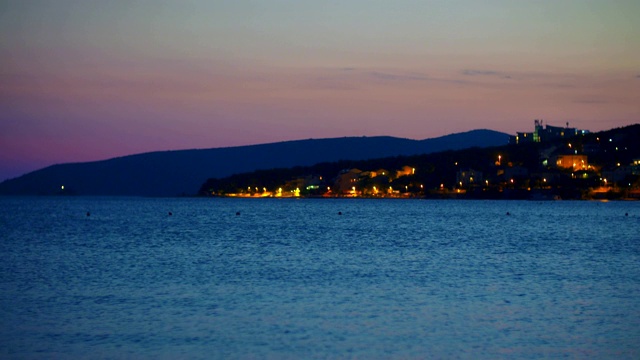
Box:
[1,197,639,359]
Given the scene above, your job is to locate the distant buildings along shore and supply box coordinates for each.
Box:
[510,119,589,144]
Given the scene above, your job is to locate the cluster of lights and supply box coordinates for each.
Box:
[217,145,640,197]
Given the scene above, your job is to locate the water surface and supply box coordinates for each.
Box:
[1,197,639,358]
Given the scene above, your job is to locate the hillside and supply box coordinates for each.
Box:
[199,124,640,200]
[0,129,508,197]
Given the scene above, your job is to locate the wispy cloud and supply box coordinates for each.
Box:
[573,99,608,104]
[299,68,435,91]
[367,71,430,82]
[353,68,474,85]
[462,70,499,76]
[461,69,512,79]
[307,67,479,89]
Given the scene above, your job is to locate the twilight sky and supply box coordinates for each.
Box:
[1,0,639,181]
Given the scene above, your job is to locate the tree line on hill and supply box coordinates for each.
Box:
[199,124,640,200]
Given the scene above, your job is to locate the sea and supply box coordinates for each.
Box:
[1,196,639,359]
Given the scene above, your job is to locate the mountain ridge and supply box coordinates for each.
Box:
[0,129,509,196]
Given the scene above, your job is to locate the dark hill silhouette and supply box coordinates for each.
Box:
[199,124,640,200]
[0,129,508,196]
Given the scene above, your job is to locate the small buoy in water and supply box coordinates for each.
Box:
[168,212,172,216]
[338,211,342,215]
[506,212,510,216]
[236,212,240,216]
[86,212,90,217]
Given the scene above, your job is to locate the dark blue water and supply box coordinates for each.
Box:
[1,197,639,358]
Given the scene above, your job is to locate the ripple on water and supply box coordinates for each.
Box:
[0,197,639,358]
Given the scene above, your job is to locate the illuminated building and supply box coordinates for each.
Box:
[396,166,415,177]
[632,159,640,175]
[335,168,362,194]
[510,119,589,144]
[515,131,535,144]
[554,154,588,170]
